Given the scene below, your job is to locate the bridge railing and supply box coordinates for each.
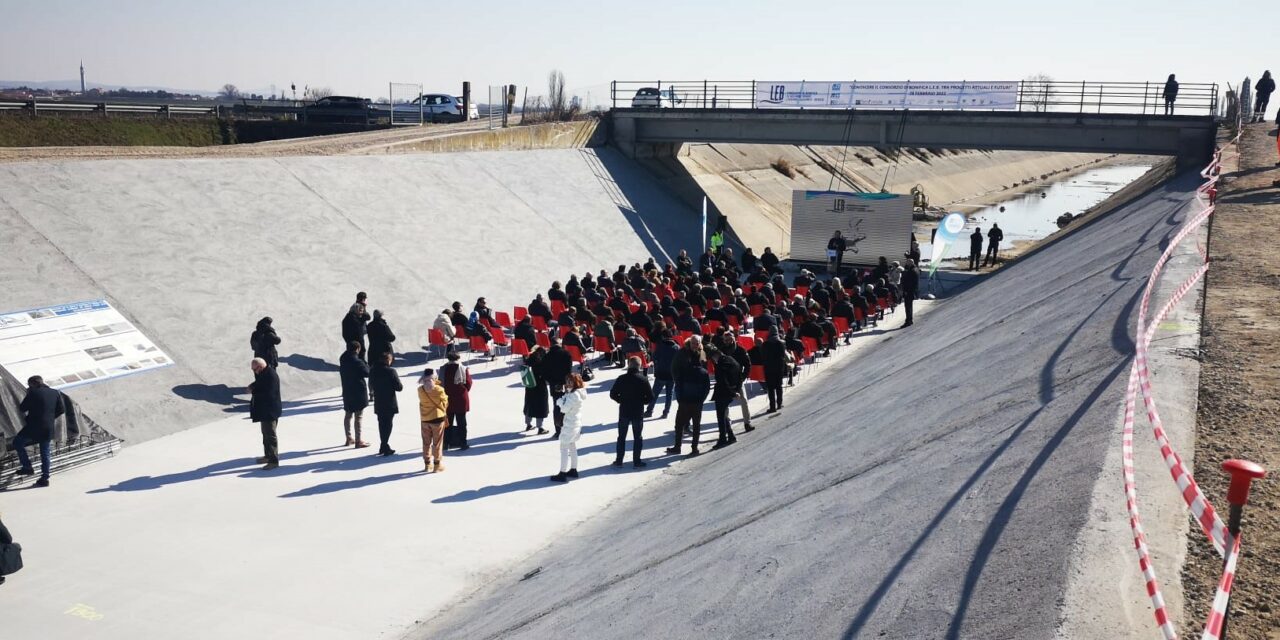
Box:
[0,99,221,117]
[610,80,1219,116]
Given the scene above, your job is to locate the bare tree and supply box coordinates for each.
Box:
[548,70,567,121]
[1024,73,1054,112]
[219,83,240,100]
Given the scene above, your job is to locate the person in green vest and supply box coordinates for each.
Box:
[709,217,727,256]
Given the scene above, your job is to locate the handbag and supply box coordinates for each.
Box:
[0,542,23,576]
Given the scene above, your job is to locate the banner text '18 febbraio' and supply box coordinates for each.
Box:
[756,81,1019,110]
[789,191,913,264]
[0,299,172,389]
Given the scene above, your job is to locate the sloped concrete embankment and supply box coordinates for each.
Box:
[412,172,1204,640]
[0,148,695,443]
[638,143,1115,255]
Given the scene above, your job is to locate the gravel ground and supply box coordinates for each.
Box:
[1183,123,1280,639]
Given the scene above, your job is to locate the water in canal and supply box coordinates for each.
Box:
[963,163,1153,242]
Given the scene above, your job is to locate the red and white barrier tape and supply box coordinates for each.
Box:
[1122,130,1241,640]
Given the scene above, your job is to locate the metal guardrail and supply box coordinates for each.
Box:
[610,80,1220,115]
[0,437,121,489]
[0,99,222,117]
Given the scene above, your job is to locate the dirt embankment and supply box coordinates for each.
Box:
[1183,123,1280,639]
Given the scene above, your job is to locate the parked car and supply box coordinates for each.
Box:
[412,94,474,122]
[314,96,371,109]
[630,87,681,109]
[305,95,372,123]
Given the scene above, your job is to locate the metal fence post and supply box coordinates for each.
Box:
[1078,81,1085,112]
[703,80,707,109]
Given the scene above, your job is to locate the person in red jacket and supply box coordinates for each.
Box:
[440,352,473,451]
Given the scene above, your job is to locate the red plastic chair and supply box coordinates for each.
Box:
[559,325,572,339]
[679,330,694,344]
[614,329,627,344]
[854,307,865,324]
[514,306,528,322]
[491,329,509,347]
[510,339,530,359]
[834,317,850,336]
[427,328,449,358]
[705,320,722,334]
[593,336,613,354]
[692,305,704,319]
[566,345,585,364]
[495,311,513,329]
[531,316,549,332]
[756,329,770,341]
[878,296,893,313]
[737,335,756,352]
[624,351,649,369]
[536,332,551,349]
[749,364,766,383]
[635,327,649,341]
[801,337,818,359]
[727,315,741,330]
[454,324,468,339]
[551,300,566,317]
[750,304,764,318]
[796,285,810,298]
[469,335,488,353]
[706,358,716,376]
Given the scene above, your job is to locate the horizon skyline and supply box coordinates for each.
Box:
[3,0,1274,107]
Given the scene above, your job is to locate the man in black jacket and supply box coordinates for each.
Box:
[983,223,1004,267]
[901,260,920,327]
[14,375,65,486]
[969,227,984,271]
[342,303,370,362]
[667,357,709,456]
[709,346,742,449]
[826,230,847,275]
[251,317,280,368]
[609,356,654,468]
[367,310,396,363]
[339,341,370,448]
[248,359,282,470]
[543,339,574,437]
[719,333,754,431]
[646,333,680,418]
[368,351,403,456]
[761,334,787,413]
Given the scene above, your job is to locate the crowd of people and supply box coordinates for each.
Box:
[239,239,921,480]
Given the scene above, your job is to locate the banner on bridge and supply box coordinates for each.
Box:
[756,81,1019,110]
[0,299,172,389]
[789,191,913,265]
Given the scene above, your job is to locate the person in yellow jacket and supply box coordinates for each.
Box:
[417,369,450,473]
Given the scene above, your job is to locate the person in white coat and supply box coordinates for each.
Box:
[550,373,588,482]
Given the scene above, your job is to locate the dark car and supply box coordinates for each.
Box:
[314,95,371,109]
[306,96,372,123]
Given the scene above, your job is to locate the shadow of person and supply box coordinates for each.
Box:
[280,353,340,372]
[172,383,244,406]
[85,445,349,493]
[278,470,422,498]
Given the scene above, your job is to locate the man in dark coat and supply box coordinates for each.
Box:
[14,375,65,486]
[902,260,920,327]
[719,333,754,431]
[609,356,654,468]
[760,247,781,273]
[969,227,984,271]
[342,304,370,362]
[251,317,280,368]
[667,357,710,456]
[983,223,1004,268]
[646,332,680,418]
[249,359,282,470]
[368,351,403,457]
[709,346,743,449]
[827,230,848,275]
[339,341,370,448]
[543,340,574,437]
[761,333,787,413]
[366,310,396,363]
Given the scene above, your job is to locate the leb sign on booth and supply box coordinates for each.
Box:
[789,191,913,265]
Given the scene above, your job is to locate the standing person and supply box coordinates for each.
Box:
[342,304,370,362]
[367,310,396,364]
[522,346,551,434]
[368,351,403,457]
[969,226,984,271]
[646,332,679,418]
[710,221,726,256]
[339,341,371,448]
[719,333,754,431]
[761,246,781,274]
[901,259,920,328]
[667,357,710,457]
[710,346,742,449]
[418,369,449,473]
[550,373,588,482]
[1162,74,1179,115]
[250,317,280,368]
[609,356,654,468]
[248,359,281,470]
[761,333,787,413]
[983,223,1004,267]
[440,352,473,451]
[1255,70,1275,122]
[543,339,573,437]
[905,238,922,267]
[826,230,847,275]
[13,375,65,486]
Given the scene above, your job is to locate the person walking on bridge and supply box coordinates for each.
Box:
[13,375,65,486]
[248,359,281,470]
[982,223,1004,268]
[969,226,984,271]
[1255,71,1275,122]
[1162,74,1179,115]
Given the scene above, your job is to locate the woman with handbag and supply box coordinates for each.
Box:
[418,369,449,473]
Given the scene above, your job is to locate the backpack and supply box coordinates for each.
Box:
[520,365,537,389]
[578,363,595,382]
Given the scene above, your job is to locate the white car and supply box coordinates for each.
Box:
[413,94,476,122]
[631,87,662,108]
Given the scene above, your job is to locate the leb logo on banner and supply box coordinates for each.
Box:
[770,85,785,102]
[832,198,846,212]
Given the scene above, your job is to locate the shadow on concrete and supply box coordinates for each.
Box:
[86,445,351,493]
[278,470,423,498]
[584,148,696,264]
[431,456,678,504]
[172,383,243,406]
[457,421,618,457]
[280,353,339,373]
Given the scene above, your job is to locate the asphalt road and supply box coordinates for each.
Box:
[412,172,1203,640]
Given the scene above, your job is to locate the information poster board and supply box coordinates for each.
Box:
[790,191,913,265]
[0,300,172,389]
[756,81,1019,110]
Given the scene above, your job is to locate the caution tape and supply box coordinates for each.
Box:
[1122,130,1241,640]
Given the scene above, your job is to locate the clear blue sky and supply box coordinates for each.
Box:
[2,0,1273,104]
